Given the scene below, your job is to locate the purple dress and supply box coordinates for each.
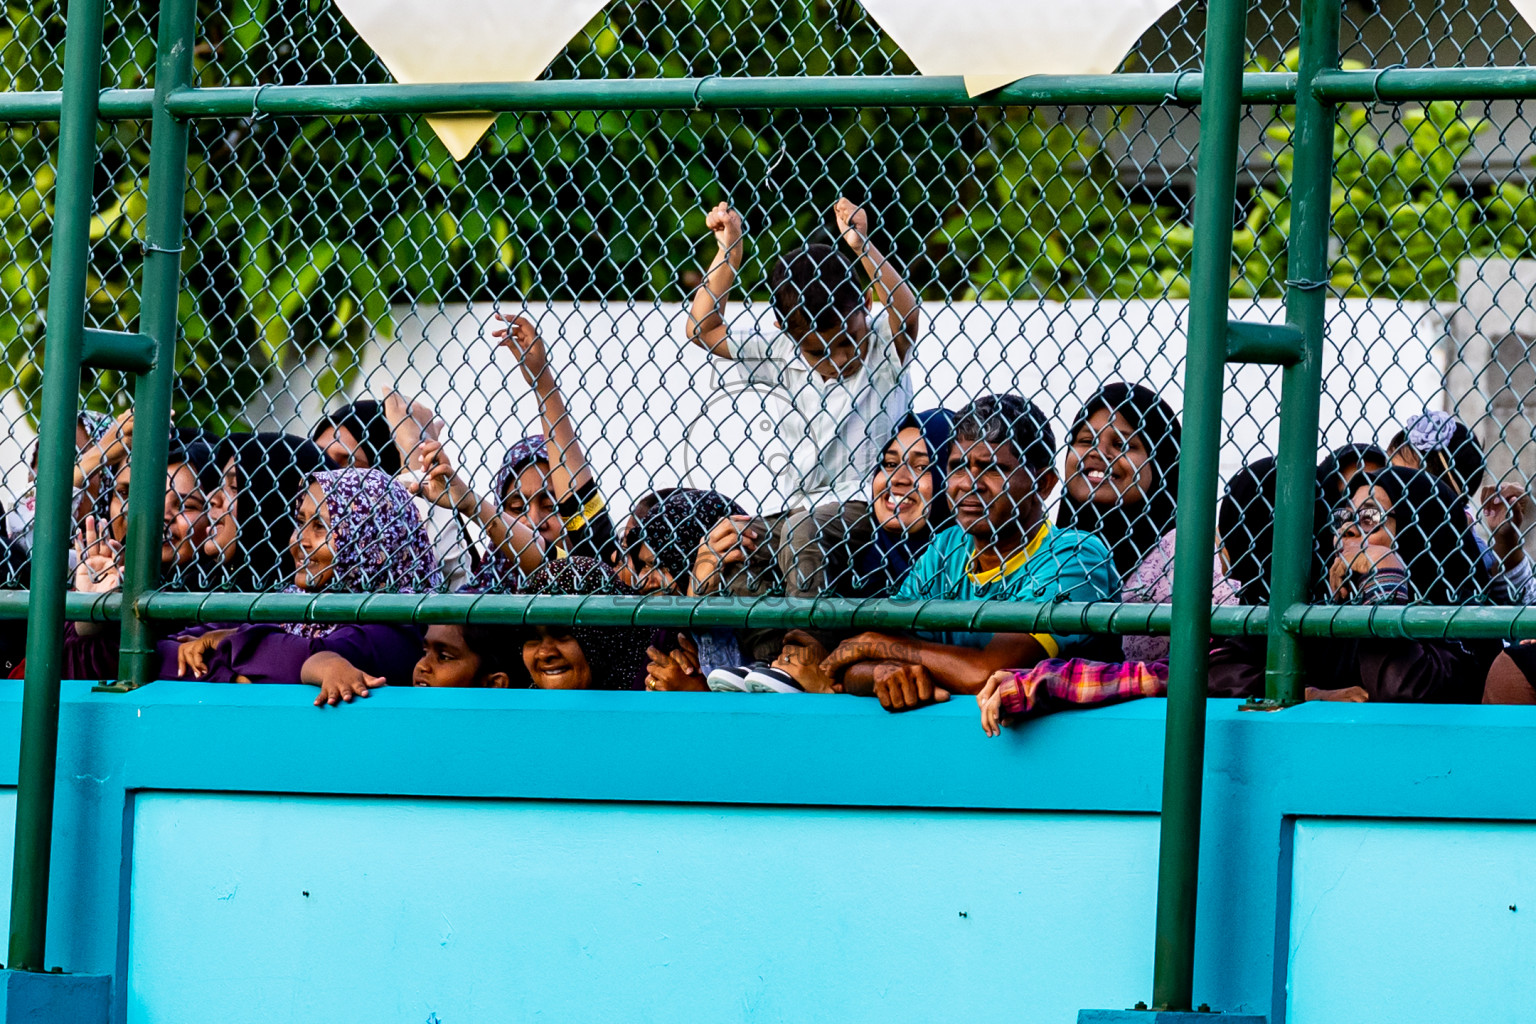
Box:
[153,622,424,687]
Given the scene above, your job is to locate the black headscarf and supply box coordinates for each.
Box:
[516,557,649,690]
[1317,443,1389,507]
[1056,383,1181,581]
[213,432,334,592]
[311,400,401,475]
[1219,456,1279,606]
[850,408,956,598]
[628,489,745,582]
[1336,466,1487,606]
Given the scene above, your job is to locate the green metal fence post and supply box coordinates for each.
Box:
[116,0,199,688]
[1264,0,1342,704]
[1151,0,1248,1010]
[7,0,108,971]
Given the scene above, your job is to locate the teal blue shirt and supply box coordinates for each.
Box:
[892,522,1119,653]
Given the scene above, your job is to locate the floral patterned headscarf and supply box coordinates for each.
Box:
[283,468,442,636]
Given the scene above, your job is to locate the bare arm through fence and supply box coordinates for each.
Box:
[685,201,745,358]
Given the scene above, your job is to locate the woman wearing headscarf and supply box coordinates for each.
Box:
[311,400,401,475]
[614,488,746,691]
[514,557,651,691]
[204,433,333,593]
[1387,410,1536,605]
[1307,465,1496,702]
[313,395,474,591]
[489,314,616,564]
[1208,447,1428,699]
[162,468,441,694]
[62,438,221,679]
[845,408,956,598]
[10,409,120,566]
[699,410,959,693]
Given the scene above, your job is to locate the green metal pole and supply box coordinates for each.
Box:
[7,0,107,971]
[116,0,198,687]
[1264,0,1341,703]
[1151,0,1247,1010]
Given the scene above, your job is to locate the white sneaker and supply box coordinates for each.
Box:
[707,666,751,692]
[744,667,805,693]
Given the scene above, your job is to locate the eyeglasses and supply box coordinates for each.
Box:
[1332,506,1388,534]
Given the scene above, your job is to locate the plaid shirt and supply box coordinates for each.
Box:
[997,658,1169,717]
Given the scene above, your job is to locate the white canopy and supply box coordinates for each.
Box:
[329,0,612,159]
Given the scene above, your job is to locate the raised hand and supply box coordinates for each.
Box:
[705,201,744,254]
[490,312,549,386]
[407,440,475,516]
[103,409,134,462]
[691,515,760,593]
[384,390,441,470]
[1481,482,1531,558]
[72,516,122,595]
[833,196,869,253]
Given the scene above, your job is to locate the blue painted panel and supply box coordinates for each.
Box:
[128,794,1157,1024]
[1288,819,1536,1024]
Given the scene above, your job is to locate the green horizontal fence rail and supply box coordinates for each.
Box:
[6,0,1532,1014]
[14,65,1536,126]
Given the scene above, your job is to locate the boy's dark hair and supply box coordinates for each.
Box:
[952,394,1056,473]
[769,243,867,335]
[460,624,519,682]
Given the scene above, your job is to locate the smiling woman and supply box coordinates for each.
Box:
[516,558,651,691]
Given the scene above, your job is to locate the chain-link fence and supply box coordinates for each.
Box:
[3,0,1536,693]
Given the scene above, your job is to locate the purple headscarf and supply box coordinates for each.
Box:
[494,434,549,502]
[284,468,442,637]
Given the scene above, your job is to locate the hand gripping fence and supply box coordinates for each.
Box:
[7,0,1536,1011]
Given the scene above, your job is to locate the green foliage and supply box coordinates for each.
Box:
[941,49,1536,303]
[932,108,1193,300]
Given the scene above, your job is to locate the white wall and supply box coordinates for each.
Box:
[0,298,1447,521]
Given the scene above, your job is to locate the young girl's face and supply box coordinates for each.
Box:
[204,456,240,562]
[290,482,335,590]
[1064,409,1155,507]
[163,463,209,568]
[522,626,593,689]
[414,625,509,688]
[626,543,677,595]
[872,427,935,534]
[504,462,563,549]
[111,463,208,567]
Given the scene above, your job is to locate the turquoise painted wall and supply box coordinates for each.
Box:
[129,797,1157,1023]
[8,680,1536,1022]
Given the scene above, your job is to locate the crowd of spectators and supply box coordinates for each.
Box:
[4,196,1534,733]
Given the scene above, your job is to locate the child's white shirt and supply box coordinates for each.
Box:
[732,307,913,512]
